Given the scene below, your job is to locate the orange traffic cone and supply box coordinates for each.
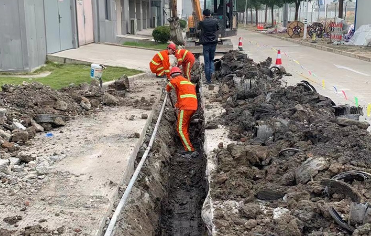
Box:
[275,49,282,66]
[238,37,243,51]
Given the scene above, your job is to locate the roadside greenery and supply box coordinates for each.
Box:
[0,62,142,90]
[152,26,171,43]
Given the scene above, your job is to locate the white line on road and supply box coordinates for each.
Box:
[334,64,370,76]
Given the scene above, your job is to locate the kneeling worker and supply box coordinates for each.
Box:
[166,67,198,153]
[149,43,176,79]
[174,48,195,81]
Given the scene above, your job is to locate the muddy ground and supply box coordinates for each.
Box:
[204,51,371,236]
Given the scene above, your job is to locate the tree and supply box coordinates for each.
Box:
[168,0,184,45]
[261,0,284,26]
[283,0,311,21]
[338,0,343,18]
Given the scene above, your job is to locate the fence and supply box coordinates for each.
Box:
[238,3,356,26]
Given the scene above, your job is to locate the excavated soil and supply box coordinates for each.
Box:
[107,68,207,236]
[206,51,371,236]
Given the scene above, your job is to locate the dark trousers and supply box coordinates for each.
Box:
[203,43,217,83]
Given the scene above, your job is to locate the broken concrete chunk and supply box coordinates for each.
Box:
[36,161,50,175]
[53,117,66,126]
[12,165,23,172]
[9,157,20,166]
[0,108,7,117]
[108,75,130,90]
[54,100,68,111]
[11,131,29,143]
[17,152,36,163]
[103,93,119,106]
[336,117,370,130]
[0,129,12,141]
[35,114,66,126]
[295,157,329,184]
[349,202,368,225]
[31,119,44,132]
[13,122,26,130]
[0,159,10,174]
[80,97,92,110]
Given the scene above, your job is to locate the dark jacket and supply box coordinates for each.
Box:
[197,17,219,45]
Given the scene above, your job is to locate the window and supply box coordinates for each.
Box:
[105,0,111,20]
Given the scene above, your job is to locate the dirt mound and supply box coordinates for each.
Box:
[208,51,371,235]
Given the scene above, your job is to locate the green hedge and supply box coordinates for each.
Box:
[179,19,187,29]
[152,26,170,43]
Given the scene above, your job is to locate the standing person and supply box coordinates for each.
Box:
[149,43,176,79]
[197,9,219,84]
[166,67,198,154]
[174,48,196,81]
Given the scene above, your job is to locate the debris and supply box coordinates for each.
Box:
[54,100,68,111]
[3,216,22,225]
[0,159,10,174]
[17,152,36,163]
[103,93,119,106]
[295,157,329,184]
[141,114,148,119]
[11,130,29,143]
[206,50,371,235]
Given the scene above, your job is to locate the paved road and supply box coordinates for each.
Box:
[228,29,371,122]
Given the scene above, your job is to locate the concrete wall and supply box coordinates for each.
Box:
[355,0,371,30]
[0,0,46,72]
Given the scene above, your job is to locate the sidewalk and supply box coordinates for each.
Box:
[48,43,157,71]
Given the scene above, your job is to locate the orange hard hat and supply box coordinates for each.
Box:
[167,43,176,51]
[170,67,182,76]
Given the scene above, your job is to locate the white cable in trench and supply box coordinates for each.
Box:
[104,93,168,236]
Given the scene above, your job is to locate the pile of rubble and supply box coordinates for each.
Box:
[208,51,371,235]
[0,75,152,181]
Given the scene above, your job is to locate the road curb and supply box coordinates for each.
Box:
[264,33,371,63]
[101,42,162,52]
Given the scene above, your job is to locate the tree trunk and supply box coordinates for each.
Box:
[169,18,185,45]
[265,5,268,24]
[250,8,253,24]
[295,1,300,21]
[271,6,274,26]
[255,8,258,26]
[338,0,344,19]
[168,0,184,45]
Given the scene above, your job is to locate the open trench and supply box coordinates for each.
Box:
[158,91,207,236]
[108,80,207,236]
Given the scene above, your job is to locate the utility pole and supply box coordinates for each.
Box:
[303,0,309,39]
[317,0,320,22]
[244,0,248,27]
[283,3,288,27]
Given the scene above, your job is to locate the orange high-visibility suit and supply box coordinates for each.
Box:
[166,75,198,152]
[174,49,195,80]
[149,50,171,78]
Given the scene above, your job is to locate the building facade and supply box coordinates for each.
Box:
[0,0,168,72]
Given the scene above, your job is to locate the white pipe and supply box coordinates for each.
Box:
[104,93,169,236]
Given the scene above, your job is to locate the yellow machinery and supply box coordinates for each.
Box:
[184,0,237,55]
